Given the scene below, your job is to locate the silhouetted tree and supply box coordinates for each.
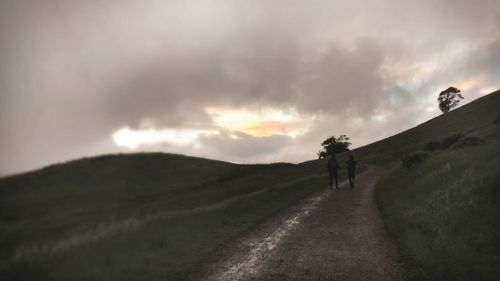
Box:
[317,135,351,159]
[438,87,463,113]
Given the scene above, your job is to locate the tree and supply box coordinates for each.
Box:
[317,135,351,159]
[438,87,463,113]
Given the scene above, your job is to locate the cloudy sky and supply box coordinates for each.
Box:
[1,0,499,174]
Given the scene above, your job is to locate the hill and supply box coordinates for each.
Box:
[0,153,332,280]
[1,90,499,281]
[374,91,500,280]
[348,89,500,165]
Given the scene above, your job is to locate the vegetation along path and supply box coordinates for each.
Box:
[190,166,408,281]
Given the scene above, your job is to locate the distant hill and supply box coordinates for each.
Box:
[1,89,499,281]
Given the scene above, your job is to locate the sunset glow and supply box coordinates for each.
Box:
[205,107,311,137]
[111,107,312,149]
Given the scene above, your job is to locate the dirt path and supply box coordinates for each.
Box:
[189,166,408,281]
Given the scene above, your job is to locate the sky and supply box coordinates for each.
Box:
[1,0,499,174]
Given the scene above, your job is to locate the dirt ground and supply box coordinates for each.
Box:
[189,166,408,281]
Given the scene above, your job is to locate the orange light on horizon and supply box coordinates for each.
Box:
[205,106,311,138]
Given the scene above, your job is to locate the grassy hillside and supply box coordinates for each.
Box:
[373,90,500,281]
[1,90,499,280]
[349,89,500,166]
[376,139,500,280]
[0,153,346,280]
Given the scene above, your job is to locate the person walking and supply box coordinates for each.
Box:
[327,154,340,189]
[346,155,357,188]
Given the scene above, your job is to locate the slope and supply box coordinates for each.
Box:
[374,91,500,281]
[0,153,333,280]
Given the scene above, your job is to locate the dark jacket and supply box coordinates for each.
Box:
[347,159,356,174]
[327,157,340,172]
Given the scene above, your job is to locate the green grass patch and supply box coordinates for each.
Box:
[0,153,352,280]
[376,142,500,281]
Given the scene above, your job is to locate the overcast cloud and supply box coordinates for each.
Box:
[1,0,499,174]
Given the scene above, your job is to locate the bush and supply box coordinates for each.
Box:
[424,135,484,152]
[402,152,429,168]
[440,134,464,150]
[423,141,441,151]
[453,137,485,149]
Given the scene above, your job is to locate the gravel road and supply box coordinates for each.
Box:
[189,166,408,281]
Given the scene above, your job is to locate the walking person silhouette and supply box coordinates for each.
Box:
[327,154,340,189]
[346,155,357,188]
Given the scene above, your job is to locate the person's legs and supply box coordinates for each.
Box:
[334,170,339,188]
[348,169,355,188]
[329,171,333,189]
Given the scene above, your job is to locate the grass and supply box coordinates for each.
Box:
[0,153,355,280]
[373,90,500,281]
[376,142,500,281]
[1,89,499,280]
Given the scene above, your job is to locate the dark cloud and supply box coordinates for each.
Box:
[464,39,500,76]
[104,35,386,124]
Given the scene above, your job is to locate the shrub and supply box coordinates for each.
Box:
[402,152,429,168]
[453,137,485,149]
[440,134,464,150]
[425,135,484,152]
[423,141,441,151]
